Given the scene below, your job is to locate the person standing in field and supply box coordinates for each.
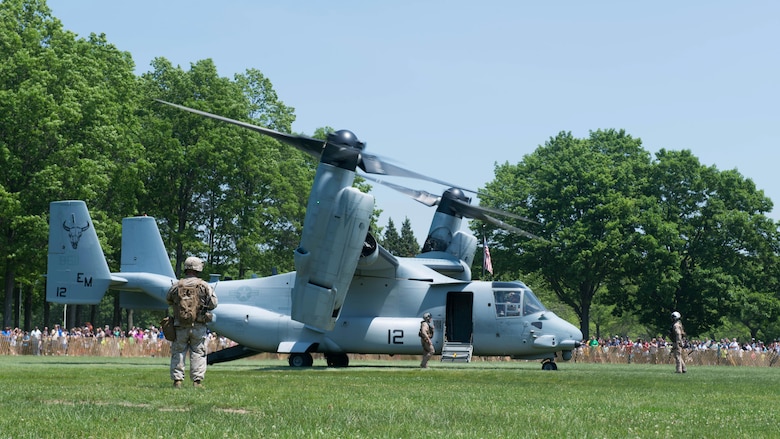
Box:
[670,311,687,373]
[419,312,435,368]
[167,256,218,388]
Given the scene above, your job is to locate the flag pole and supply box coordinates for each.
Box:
[481,225,485,278]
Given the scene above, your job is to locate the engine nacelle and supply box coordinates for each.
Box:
[292,163,374,331]
[445,231,477,266]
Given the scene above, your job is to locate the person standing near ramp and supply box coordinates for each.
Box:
[167,256,218,388]
[419,312,435,368]
[670,311,687,374]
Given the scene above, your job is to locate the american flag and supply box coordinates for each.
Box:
[483,238,493,275]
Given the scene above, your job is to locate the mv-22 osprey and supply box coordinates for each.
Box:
[47,101,582,370]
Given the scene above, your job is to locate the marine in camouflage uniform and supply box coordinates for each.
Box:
[166,256,218,388]
[419,312,435,368]
[670,311,687,374]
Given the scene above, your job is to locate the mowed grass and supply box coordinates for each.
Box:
[1,356,779,438]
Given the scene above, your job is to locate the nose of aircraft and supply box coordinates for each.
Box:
[571,326,584,347]
[550,312,583,350]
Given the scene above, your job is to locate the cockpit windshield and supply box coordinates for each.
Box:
[522,290,546,315]
[493,288,546,318]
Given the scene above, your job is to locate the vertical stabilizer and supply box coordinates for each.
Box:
[47,201,113,304]
[120,216,175,278]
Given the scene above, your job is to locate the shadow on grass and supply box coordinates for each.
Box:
[10,359,165,367]
[240,361,550,372]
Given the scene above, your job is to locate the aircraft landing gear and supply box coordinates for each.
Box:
[288,352,313,367]
[541,359,558,371]
[325,353,349,367]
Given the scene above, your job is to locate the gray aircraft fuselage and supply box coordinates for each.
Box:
[209,268,581,360]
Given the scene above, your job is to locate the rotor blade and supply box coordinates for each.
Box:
[157,99,476,191]
[368,174,537,224]
[361,175,440,206]
[154,100,324,158]
[463,202,539,224]
[481,214,548,242]
[366,174,544,240]
[367,175,540,232]
[359,155,477,194]
[450,199,546,241]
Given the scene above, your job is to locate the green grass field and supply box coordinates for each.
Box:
[1,356,778,438]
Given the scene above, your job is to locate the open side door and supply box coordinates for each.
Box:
[442,291,474,362]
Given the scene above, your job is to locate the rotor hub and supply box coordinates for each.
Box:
[321,130,365,171]
[327,130,365,150]
[437,188,471,217]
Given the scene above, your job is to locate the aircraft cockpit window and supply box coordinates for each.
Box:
[493,290,522,318]
[522,290,546,315]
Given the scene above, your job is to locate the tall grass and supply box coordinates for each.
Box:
[1,356,778,438]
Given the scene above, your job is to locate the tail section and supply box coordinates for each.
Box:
[120,216,175,278]
[47,201,175,310]
[47,201,114,304]
[117,216,175,310]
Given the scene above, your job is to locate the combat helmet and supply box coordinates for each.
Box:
[184,256,204,272]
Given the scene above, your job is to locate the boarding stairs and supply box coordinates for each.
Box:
[440,342,473,362]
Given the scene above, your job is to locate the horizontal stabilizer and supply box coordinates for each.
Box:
[119,291,169,310]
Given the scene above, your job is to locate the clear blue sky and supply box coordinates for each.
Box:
[49,1,779,243]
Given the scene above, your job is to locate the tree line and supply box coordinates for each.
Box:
[1,0,315,330]
[478,130,780,341]
[2,0,779,343]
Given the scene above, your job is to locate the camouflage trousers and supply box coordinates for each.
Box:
[170,324,209,382]
[420,340,434,368]
[672,348,687,373]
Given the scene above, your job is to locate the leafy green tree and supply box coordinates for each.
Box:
[202,69,305,278]
[139,59,317,278]
[733,290,780,341]
[0,0,141,328]
[481,130,651,340]
[139,58,247,275]
[624,149,779,336]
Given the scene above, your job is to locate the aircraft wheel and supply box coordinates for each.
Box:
[541,360,558,371]
[288,353,313,367]
[325,353,349,367]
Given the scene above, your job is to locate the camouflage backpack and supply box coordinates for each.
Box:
[177,281,201,325]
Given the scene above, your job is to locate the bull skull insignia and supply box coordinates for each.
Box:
[63,217,90,250]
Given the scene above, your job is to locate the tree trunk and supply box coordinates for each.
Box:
[580,305,591,341]
[23,284,32,332]
[3,265,14,329]
[13,281,20,328]
[126,308,134,333]
[89,305,97,329]
[67,305,78,330]
[43,299,51,331]
[113,293,122,329]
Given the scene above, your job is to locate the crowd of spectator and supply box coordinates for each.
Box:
[576,335,780,366]
[0,323,235,357]
[3,324,780,367]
